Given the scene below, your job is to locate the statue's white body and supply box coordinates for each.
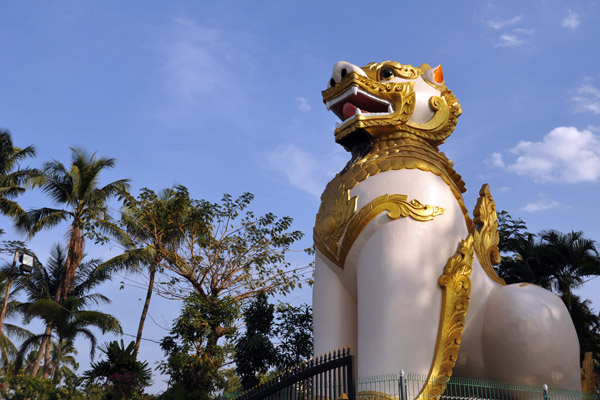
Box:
[313,61,581,391]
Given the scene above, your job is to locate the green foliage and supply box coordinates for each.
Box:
[234,294,313,390]
[221,368,243,398]
[273,303,313,369]
[16,147,130,300]
[496,210,530,255]
[159,294,240,398]
[142,191,310,397]
[0,129,38,220]
[14,246,122,379]
[141,191,309,301]
[84,340,152,400]
[0,374,86,399]
[103,186,194,354]
[234,292,276,389]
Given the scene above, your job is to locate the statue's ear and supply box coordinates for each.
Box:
[423,65,444,86]
[433,65,444,84]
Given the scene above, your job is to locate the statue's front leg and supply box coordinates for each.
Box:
[313,251,358,360]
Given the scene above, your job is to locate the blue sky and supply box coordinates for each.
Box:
[1,0,600,394]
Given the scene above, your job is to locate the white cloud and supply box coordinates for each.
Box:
[572,84,600,114]
[506,126,600,183]
[562,10,581,30]
[496,34,527,48]
[485,15,523,30]
[267,145,345,197]
[162,18,255,102]
[514,28,535,35]
[486,152,505,168]
[296,97,311,112]
[520,199,562,212]
[587,125,600,132]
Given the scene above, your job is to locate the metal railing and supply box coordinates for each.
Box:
[233,347,355,400]
[357,372,599,400]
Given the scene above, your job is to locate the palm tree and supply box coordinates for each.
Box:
[48,339,79,382]
[17,147,129,300]
[540,230,600,311]
[15,148,128,376]
[15,244,120,378]
[0,260,33,373]
[84,340,152,397]
[51,295,121,384]
[0,129,37,221]
[496,233,554,289]
[104,186,190,355]
[567,294,600,364]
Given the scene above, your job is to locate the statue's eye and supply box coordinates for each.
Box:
[380,68,394,80]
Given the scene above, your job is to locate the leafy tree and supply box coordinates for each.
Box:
[273,303,313,369]
[234,292,277,389]
[159,294,240,399]
[84,340,152,400]
[137,191,309,301]
[0,129,37,220]
[127,191,309,397]
[233,297,313,390]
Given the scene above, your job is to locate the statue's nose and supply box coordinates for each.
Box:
[327,61,367,89]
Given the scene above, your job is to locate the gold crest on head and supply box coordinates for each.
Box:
[322,61,462,148]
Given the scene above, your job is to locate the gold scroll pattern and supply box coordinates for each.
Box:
[418,234,475,400]
[472,184,505,285]
[338,194,444,267]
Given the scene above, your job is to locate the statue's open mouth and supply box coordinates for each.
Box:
[325,86,394,130]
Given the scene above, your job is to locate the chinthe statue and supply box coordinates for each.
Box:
[312,60,581,394]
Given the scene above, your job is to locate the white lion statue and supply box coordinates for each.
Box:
[312,60,581,396]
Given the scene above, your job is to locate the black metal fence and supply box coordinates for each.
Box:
[233,347,355,400]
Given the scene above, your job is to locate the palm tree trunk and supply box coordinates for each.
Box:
[135,266,156,355]
[31,323,52,377]
[63,224,84,299]
[42,337,51,379]
[53,340,62,384]
[50,361,56,382]
[0,251,18,333]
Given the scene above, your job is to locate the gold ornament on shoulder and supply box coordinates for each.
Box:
[314,188,444,268]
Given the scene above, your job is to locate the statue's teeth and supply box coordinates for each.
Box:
[335,122,341,129]
[355,108,362,116]
[351,86,358,96]
[326,101,331,110]
[388,105,393,113]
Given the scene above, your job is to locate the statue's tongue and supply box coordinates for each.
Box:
[342,102,361,119]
